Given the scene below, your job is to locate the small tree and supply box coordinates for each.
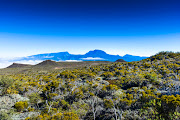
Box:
[88,96,99,120]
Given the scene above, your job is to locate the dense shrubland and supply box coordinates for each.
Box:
[0,51,180,120]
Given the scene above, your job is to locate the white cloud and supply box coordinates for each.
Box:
[0,61,12,69]
[0,58,17,68]
[81,57,105,60]
[58,60,82,62]
[0,59,43,69]
[65,60,82,62]
[43,56,54,58]
[15,60,43,65]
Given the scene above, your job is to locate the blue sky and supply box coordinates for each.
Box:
[0,0,180,58]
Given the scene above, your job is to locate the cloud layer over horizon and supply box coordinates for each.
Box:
[0,58,43,68]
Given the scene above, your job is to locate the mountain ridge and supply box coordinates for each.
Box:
[19,49,148,62]
[7,63,32,68]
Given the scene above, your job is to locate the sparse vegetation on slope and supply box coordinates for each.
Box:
[0,52,180,120]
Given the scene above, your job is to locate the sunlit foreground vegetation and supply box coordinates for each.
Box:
[0,52,180,120]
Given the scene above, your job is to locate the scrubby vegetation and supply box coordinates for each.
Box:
[0,51,180,120]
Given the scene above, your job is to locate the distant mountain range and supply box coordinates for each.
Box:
[19,50,147,62]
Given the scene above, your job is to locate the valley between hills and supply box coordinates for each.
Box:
[0,51,180,120]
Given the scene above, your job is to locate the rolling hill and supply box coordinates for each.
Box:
[0,60,111,74]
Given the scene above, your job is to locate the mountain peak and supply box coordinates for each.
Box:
[115,59,127,62]
[35,60,59,67]
[57,51,70,55]
[123,54,133,57]
[85,50,107,56]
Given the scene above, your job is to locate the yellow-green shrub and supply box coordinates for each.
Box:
[52,113,63,120]
[104,99,114,108]
[63,112,80,120]
[14,101,28,112]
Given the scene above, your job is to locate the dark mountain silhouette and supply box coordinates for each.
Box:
[35,60,59,67]
[115,59,127,62]
[7,63,32,68]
